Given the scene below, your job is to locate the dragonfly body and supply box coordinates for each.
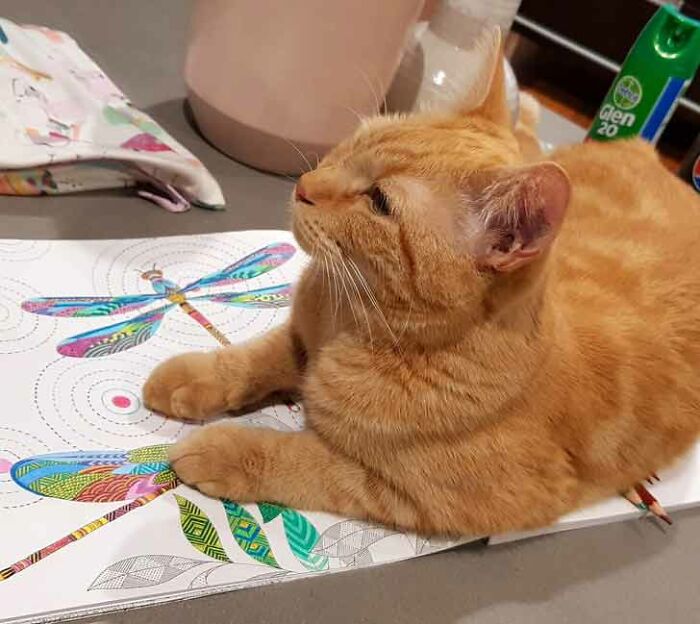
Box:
[143,268,180,296]
[142,268,232,346]
[22,243,296,358]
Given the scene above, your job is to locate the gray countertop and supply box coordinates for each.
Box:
[2,2,700,623]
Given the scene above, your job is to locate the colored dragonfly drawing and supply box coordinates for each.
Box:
[0,438,327,583]
[21,242,295,358]
[0,445,178,582]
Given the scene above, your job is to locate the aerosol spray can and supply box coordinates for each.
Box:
[587,4,700,144]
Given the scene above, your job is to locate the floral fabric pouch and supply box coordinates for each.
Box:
[0,19,224,212]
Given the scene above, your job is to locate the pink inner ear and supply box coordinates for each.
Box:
[476,162,571,273]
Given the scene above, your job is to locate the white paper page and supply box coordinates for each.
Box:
[0,231,468,624]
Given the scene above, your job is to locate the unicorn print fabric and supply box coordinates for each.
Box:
[0,18,224,212]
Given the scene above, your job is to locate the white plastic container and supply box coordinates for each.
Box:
[387,0,521,120]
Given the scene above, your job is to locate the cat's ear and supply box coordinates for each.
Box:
[455,26,510,127]
[463,162,570,272]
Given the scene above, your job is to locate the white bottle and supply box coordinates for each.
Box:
[387,0,521,122]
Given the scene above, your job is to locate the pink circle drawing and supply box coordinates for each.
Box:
[111,395,131,409]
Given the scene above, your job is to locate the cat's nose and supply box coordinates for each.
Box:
[295,182,314,205]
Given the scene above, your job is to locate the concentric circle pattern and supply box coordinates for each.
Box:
[34,353,191,448]
[0,240,52,263]
[0,276,56,354]
[0,427,50,509]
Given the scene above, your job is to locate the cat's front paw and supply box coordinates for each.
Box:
[143,351,229,421]
[169,424,264,500]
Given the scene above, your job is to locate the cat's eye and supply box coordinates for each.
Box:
[368,185,391,216]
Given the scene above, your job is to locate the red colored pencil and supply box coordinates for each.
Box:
[634,483,672,525]
[623,487,648,512]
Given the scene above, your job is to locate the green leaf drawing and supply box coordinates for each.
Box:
[222,500,280,568]
[258,502,284,523]
[280,509,328,571]
[174,495,230,562]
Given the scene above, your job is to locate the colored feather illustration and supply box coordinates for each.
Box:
[258,503,328,571]
[223,500,279,568]
[280,508,328,571]
[175,495,231,563]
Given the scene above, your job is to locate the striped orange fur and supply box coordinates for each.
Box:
[145,30,700,536]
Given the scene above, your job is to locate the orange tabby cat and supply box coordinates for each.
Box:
[144,31,700,536]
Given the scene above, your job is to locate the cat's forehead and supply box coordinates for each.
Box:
[325,114,518,182]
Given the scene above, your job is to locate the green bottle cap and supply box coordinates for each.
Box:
[647,4,700,78]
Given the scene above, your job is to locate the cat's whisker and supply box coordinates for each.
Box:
[375,73,388,114]
[346,262,384,325]
[339,257,374,350]
[319,254,328,293]
[342,105,367,125]
[336,258,360,332]
[328,253,341,328]
[311,257,325,287]
[281,136,314,173]
[322,253,339,329]
[326,254,343,329]
[345,259,380,339]
[347,258,397,345]
[355,65,381,115]
[393,297,414,351]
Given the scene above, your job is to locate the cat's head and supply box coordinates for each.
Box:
[291,29,570,340]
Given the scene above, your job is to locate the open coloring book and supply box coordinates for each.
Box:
[0,230,697,623]
[0,230,468,624]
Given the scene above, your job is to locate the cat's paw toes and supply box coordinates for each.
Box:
[168,382,220,421]
[169,425,262,500]
[143,352,225,421]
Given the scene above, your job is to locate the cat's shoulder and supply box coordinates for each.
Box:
[550,138,660,173]
[547,138,698,214]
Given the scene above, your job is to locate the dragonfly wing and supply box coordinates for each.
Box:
[191,283,293,309]
[10,445,177,502]
[182,242,296,292]
[22,294,161,317]
[57,304,174,358]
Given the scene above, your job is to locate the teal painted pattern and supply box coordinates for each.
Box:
[280,509,328,571]
[223,500,279,568]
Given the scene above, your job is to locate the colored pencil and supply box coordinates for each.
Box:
[634,483,673,525]
[623,488,648,512]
